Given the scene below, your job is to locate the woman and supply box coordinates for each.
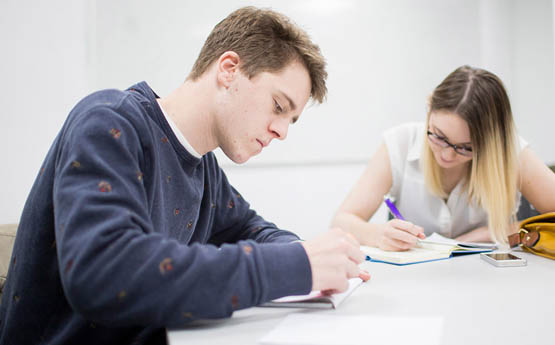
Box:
[332,65,555,251]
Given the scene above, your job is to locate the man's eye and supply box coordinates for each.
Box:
[274,100,283,114]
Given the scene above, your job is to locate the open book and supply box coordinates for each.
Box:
[260,278,363,309]
[361,232,497,265]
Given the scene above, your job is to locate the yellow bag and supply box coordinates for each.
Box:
[509,212,555,260]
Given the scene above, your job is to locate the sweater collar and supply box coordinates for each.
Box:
[127,81,203,167]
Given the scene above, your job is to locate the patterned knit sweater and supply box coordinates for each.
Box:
[0,82,311,345]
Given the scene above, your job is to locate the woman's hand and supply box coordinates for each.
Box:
[375,219,426,251]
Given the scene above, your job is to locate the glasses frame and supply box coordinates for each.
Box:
[426,130,473,157]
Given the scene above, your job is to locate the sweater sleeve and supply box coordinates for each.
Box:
[52,104,312,328]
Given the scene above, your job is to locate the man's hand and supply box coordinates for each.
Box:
[301,227,369,293]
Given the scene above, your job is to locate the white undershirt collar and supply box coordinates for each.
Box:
[157,101,202,158]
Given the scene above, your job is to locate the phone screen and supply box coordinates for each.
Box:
[486,253,521,261]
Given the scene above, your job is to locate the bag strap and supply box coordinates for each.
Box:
[509,228,541,248]
[509,212,555,248]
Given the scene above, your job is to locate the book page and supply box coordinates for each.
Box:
[263,278,362,309]
[270,290,323,304]
[361,245,451,264]
[421,233,497,250]
[422,232,459,245]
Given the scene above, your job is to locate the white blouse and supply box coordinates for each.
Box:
[383,122,527,239]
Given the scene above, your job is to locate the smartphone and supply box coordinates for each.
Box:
[480,252,527,267]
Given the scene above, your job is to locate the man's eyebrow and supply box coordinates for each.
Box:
[278,90,296,112]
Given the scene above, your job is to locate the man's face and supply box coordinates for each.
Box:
[215,60,311,164]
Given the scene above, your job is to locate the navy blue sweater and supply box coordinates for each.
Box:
[0,82,312,345]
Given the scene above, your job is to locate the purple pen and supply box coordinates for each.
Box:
[384,197,405,221]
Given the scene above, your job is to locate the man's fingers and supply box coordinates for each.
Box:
[343,231,360,247]
[331,227,360,247]
[358,269,371,282]
[346,242,366,264]
[346,260,360,279]
[333,228,365,263]
[321,289,337,296]
[305,228,372,292]
[323,276,349,294]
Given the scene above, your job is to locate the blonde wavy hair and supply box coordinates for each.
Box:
[421,66,518,243]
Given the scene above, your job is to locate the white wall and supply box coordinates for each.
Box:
[511,0,555,156]
[0,0,93,223]
[1,0,554,240]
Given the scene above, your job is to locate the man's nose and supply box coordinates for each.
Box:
[270,118,289,141]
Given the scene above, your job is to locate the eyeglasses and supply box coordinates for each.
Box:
[427,131,473,157]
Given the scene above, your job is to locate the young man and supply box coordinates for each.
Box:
[0,6,368,345]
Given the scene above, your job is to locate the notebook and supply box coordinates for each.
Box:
[361,232,497,265]
[258,313,444,345]
[260,278,363,309]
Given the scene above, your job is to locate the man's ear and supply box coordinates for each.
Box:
[216,51,241,89]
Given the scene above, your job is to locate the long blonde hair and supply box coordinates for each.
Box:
[421,66,518,243]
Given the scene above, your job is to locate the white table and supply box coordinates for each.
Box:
[168,249,555,345]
